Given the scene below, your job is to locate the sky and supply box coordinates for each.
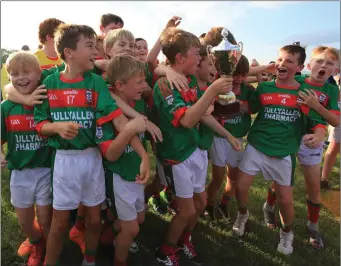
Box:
[1,1,340,68]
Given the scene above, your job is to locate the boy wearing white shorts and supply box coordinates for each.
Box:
[2,51,52,266]
[207,55,254,220]
[233,45,326,256]
[262,46,340,250]
[34,24,124,266]
[96,54,150,266]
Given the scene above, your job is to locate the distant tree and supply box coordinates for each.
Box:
[1,48,19,66]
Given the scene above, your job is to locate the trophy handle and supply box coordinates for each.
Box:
[230,41,244,75]
[206,45,217,73]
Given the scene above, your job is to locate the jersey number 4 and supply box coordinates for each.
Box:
[281,98,286,104]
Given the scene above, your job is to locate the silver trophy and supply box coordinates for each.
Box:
[206,28,243,119]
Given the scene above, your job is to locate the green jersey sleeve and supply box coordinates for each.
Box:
[1,102,7,143]
[153,77,188,127]
[248,84,262,114]
[34,78,52,135]
[93,74,123,126]
[326,84,340,115]
[95,120,116,156]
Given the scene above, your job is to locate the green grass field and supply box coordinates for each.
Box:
[1,146,340,266]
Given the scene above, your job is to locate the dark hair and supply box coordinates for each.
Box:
[38,18,64,44]
[233,55,249,76]
[280,44,306,65]
[100,13,124,27]
[55,24,97,61]
[135,38,146,43]
[21,45,30,51]
[327,75,337,86]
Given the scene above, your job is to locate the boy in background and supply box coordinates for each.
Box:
[99,13,124,36]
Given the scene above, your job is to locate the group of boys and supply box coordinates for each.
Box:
[1,12,340,266]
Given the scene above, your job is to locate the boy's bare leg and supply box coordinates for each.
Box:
[207,165,225,206]
[45,210,70,265]
[114,219,140,264]
[232,170,255,236]
[36,204,52,237]
[83,205,102,263]
[302,164,324,249]
[322,142,340,182]
[70,204,86,253]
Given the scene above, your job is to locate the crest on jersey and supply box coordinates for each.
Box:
[338,101,340,109]
[96,126,103,139]
[85,90,93,105]
[166,95,174,105]
[319,93,327,103]
[296,97,303,105]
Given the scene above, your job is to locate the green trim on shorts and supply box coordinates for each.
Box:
[290,153,296,186]
[104,169,117,217]
[50,150,56,202]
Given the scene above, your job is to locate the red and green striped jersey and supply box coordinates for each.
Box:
[96,99,147,181]
[198,82,214,150]
[216,83,254,138]
[296,76,340,133]
[247,80,326,158]
[153,75,202,164]
[1,100,51,170]
[34,71,122,150]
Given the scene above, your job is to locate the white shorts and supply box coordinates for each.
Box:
[162,148,208,198]
[297,140,323,166]
[210,136,244,167]
[328,125,341,143]
[52,147,105,210]
[113,173,145,221]
[238,144,295,187]
[10,168,52,208]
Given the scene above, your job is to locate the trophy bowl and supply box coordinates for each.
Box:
[207,28,243,119]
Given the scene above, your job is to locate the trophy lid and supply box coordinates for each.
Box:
[212,28,240,52]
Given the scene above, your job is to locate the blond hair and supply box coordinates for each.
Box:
[6,51,41,75]
[311,46,340,62]
[107,54,145,88]
[160,28,200,64]
[104,29,135,50]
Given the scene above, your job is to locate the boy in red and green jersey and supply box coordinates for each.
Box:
[95,54,150,266]
[207,55,254,221]
[232,45,327,256]
[153,28,240,266]
[262,46,340,251]
[1,51,52,266]
[34,24,124,266]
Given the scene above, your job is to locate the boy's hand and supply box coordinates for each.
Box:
[165,67,189,91]
[95,59,109,71]
[165,16,182,29]
[125,117,147,135]
[204,103,215,116]
[146,121,163,142]
[298,89,320,110]
[55,122,81,140]
[227,135,242,151]
[251,59,260,67]
[209,77,233,95]
[1,153,8,169]
[136,155,150,185]
[28,85,48,106]
[302,133,323,149]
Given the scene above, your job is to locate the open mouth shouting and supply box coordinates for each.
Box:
[317,69,326,77]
